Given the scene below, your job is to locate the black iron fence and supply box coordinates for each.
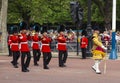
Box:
[28,41,120,53]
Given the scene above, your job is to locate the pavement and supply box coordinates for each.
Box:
[1,51,120,59]
[0,52,120,83]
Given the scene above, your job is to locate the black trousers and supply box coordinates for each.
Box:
[81,48,86,59]
[21,52,31,71]
[33,49,41,65]
[12,51,20,65]
[8,45,12,56]
[42,52,52,67]
[58,50,68,66]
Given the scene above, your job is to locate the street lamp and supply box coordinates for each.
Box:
[70,1,83,56]
[86,0,92,57]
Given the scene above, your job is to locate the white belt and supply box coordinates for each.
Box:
[11,43,19,45]
[19,42,28,49]
[20,42,28,44]
[58,43,66,45]
[40,44,49,51]
[31,42,39,47]
[42,44,49,46]
[81,42,86,44]
[10,43,19,48]
[32,42,39,43]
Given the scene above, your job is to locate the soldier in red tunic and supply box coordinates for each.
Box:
[19,21,31,72]
[10,25,20,68]
[80,30,88,59]
[31,24,41,66]
[57,25,68,67]
[41,26,52,69]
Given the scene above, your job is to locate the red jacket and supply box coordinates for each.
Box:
[10,35,19,51]
[31,34,40,50]
[41,36,51,52]
[57,35,67,51]
[19,33,30,52]
[80,37,88,48]
[8,35,12,46]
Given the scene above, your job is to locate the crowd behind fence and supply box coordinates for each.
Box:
[28,40,120,53]
[1,29,120,53]
[49,41,120,53]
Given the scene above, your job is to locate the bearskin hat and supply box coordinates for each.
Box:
[8,26,14,34]
[19,21,27,30]
[93,26,100,31]
[33,23,40,32]
[58,24,65,33]
[41,25,47,34]
[13,25,19,33]
[81,30,87,36]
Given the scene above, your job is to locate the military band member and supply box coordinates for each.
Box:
[10,25,20,68]
[31,24,41,66]
[41,27,52,69]
[80,30,88,59]
[19,21,31,72]
[57,25,68,67]
[91,27,107,74]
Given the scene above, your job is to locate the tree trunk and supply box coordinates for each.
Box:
[92,0,112,31]
[104,0,112,31]
[22,11,31,29]
[0,0,8,54]
[0,0,2,30]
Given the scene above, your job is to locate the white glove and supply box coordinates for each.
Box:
[101,45,107,51]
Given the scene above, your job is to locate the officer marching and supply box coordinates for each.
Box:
[31,24,41,66]
[10,25,20,68]
[19,21,31,72]
[41,26,52,69]
[91,27,107,74]
[56,25,68,67]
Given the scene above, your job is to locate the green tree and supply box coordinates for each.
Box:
[0,0,8,53]
[117,0,120,21]
[8,0,32,27]
[8,0,72,24]
[92,0,112,30]
[7,0,120,30]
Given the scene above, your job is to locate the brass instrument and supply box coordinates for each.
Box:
[66,29,75,41]
[31,30,35,36]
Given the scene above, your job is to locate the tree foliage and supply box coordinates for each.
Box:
[7,0,120,29]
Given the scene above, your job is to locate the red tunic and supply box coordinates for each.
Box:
[41,36,51,52]
[19,33,30,52]
[8,35,12,46]
[57,35,67,51]
[31,34,40,50]
[80,37,88,48]
[10,35,19,51]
